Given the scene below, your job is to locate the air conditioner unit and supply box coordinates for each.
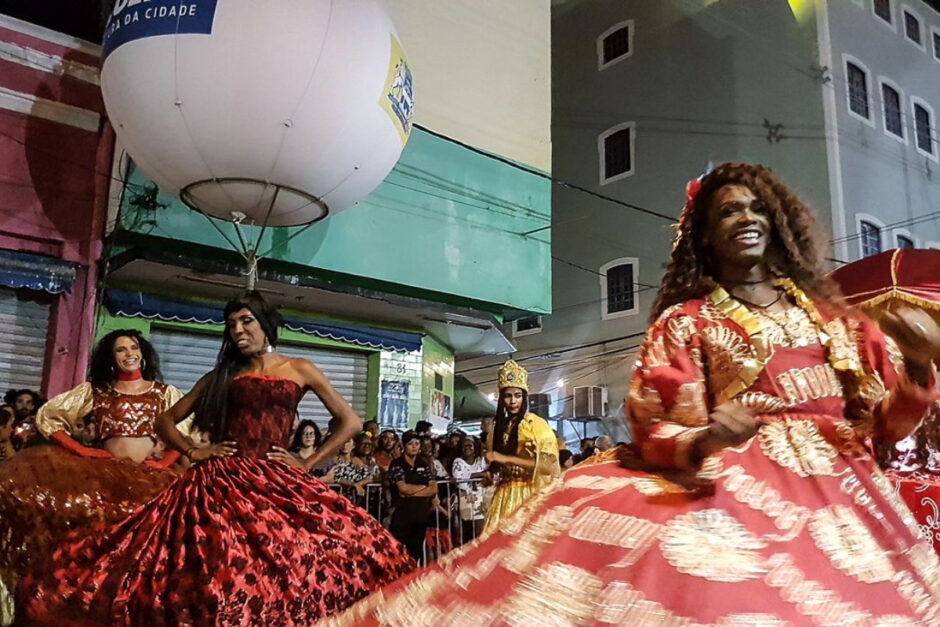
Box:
[573,385,605,418]
[528,393,551,418]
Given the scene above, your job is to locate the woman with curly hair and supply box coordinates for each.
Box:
[0,329,191,624]
[332,163,940,624]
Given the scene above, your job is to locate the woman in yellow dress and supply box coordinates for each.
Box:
[482,359,559,532]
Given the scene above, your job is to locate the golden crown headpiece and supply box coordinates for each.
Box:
[498,359,528,392]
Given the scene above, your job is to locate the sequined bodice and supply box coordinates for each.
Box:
[225,375,305,459]
[92,383,171,440]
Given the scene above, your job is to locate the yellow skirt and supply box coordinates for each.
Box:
[483,479,535,534]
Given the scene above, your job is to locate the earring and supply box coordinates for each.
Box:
[139,357,146,371]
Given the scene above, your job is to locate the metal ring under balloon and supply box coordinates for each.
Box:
[179,178,330,290]
[179,177,328,229]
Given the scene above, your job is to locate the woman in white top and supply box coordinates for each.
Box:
[450,436,491,543]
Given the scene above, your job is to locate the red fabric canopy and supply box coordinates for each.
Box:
[832,249,940,559]
[830,249,940,316]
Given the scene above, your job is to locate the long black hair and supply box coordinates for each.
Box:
[89,329,163,388]
[493,389,528,456]
[290,419,322,451]
[193,290,281,442]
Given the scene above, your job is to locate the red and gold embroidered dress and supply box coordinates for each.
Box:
[329,280,940,626]
[0,381,187,625]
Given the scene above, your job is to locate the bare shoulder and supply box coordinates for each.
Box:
[285,357,327,384]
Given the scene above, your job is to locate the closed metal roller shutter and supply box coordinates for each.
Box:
[0,289,50,391]
[150,327,368,428]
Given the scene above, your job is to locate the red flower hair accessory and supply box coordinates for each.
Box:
[673,175,706,250]
[685,177,703,207]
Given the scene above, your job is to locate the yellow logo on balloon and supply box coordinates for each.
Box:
[381,35,414,145]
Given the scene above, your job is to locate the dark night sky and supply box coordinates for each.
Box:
[3,0,940,45]
[2,0,108,43]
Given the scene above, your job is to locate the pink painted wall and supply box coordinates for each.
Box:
[0,19,112,396]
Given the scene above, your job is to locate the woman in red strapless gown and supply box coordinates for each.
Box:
[22,292,414,626]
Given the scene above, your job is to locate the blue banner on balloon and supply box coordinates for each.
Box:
[102,0,219,61]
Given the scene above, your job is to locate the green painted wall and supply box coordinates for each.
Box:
[421,334,455,423]
[94,309,150,342]
[378,350,423,428]
[365,352,381,423]
[120,128,552,314]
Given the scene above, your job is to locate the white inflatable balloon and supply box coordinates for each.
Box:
[101,0,414,227]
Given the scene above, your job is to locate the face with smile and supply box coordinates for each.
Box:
[704,184,772,275]
[501,387,524,416]
[227,308,267,355]
[112,336,143,377]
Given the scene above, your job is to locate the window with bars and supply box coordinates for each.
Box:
[904,10,922,44]
[600,124,634,183]
[847,62,870,119]
[605,263,635,314]
[914,103,934,154]
[874,0,892,23]
[601,25,631,66]
[860,221,882,257]
[882,83,903,137]
[896,235,914,249]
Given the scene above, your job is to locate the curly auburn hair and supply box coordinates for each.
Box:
[651,162,843,321]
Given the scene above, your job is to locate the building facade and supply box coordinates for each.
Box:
[824,0,940,258]
[97,0,552,432]
[459,0,940,443]
[0,14,111,397]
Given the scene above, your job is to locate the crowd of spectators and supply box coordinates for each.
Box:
[0,384,618,566]
[289,416,624,564]
[293,418,503,564]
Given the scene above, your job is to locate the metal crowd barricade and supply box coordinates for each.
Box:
[327,477,489,564]
[453,477,488,545]
[365,482,385,524]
